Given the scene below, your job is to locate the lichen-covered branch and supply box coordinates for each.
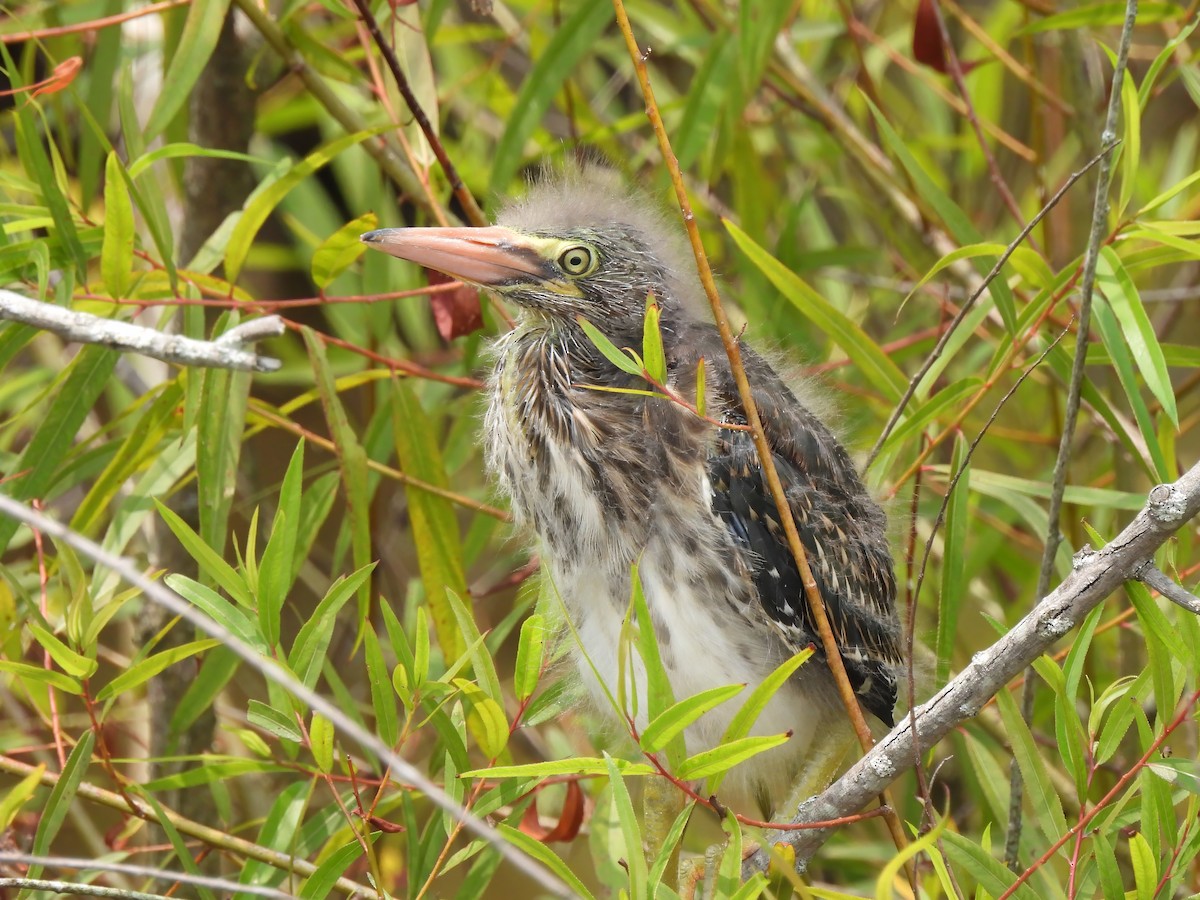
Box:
[744,459,1200,876]
[0,290,283,372]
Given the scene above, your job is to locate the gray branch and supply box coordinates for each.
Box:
[744,460,1200,877]
[0,289,283,373]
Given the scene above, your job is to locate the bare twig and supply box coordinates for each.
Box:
[609,0,912,868]
[743,459,1200,877]
[0,290,283,373]
[0,880,171,900]
[0,496,572,899]
[1139,564,1200,615]
[0,855,290,899]
[866,145,1113,467]
[1006,0,1138,869]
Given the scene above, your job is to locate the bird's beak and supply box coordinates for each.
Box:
[360,226,551,286]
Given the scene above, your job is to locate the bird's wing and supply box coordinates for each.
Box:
[703,347,902,726]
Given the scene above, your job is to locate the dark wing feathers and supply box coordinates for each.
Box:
[701,338,902,726]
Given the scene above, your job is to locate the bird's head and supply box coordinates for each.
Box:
[361,170,700,334]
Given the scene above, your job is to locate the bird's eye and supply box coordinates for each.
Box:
[557,245,596,276]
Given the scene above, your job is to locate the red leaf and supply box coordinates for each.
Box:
[427,270,484,340]
[517,780,586,844]
[912,0,948,74]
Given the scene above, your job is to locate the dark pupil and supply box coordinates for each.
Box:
[569,253,583,268]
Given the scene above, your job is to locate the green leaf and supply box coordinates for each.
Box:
[1147,758,1200,795]
[496,825,598,900]
[725,220,907,399]
[96,639,220,701]
[578,316,644,376]
[312,212,376,289]
[674,33,736,169]
[641,684,745,754]
[489,0,612,192]
[309,712,334,774]
[0,346,118,554]
[604,752,647,898]
[937,433,970,684]
[941,830,1038,900]
[675,733,790,781]
[0,763,45,831]
[165,574,265,652]
[1092,831,1125,900]
[101,151,135,299]
[864,98,1016,332]
[628,563,682,767]
[452,678,509,759]
[28,621,97,679]
[226,130,378,282]
[258,441,305,648]
[287,564,375,689]
[143,0,233,139]
[391,378,468,662]
[247,699,303,743]
[1128,831,1157,900]
[156,502,254,607]
[28,732,94,881]
[461,757,656,779]
[1097,246,1178,427]
[1117,70,1141,218]
[364,627,398,747]
[305,329,373,624]
[719,649,811,744]
[996,687,1068,841]
[642,297,667,384]
[514,613,546,703]
[300,839,368,899]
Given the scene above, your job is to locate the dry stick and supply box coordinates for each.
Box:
[0,497,572,899]
[347,0,487,229]
[743,460,1200,877]
[0,755,373,897]
[608,0,913,869]
[0,854,292,899]
[1004,0,1138,870]
[865,144,1114,469]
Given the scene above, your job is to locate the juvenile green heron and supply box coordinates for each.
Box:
[362,169,902,815]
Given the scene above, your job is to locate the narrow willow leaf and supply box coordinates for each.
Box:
[306,329,372,623]
[725,220,907,399]
[165,574,265,651]
[641,684,744,754]
[461,757,656,779]
[642,296,667,384]
[392,378,468,661]
[29,732,95,873]
[312,212,377,289]
[247,699,302,743]
[647,802,694,892]
[676,733,789,781]
[937,433,970,684]
[258,441,305,649]
[28,621,97,679]
[1097,246,1178,426]
[578,316,644,376]
[299,839,366,899]
[865,98,1016,331]
[497,825,598,900]
[1128,831,1157,900]
[287,565,374,689]
[604,753,648,898]
[695,356,707,418]
[1092,831,1125,900]
[156,502,253,607]
[445,589,501,704]
[674,33,735,169]
[629,564,682,768]
[196,354,251,583]
[142,0,231,138]
[1117,69,1141,217]
[0,763,45,831]
[941,830,1038,900]
[309,712,334,774]
[996,687,1068,840]
[101,151,134,298]
[364,627,398,747]
[226,130,377,281]
[453,678,509,759]
[96,639,220,701]
[489,0,612,192]
[876,815,948,900]
[514,613,546,703]
[0,346,117,554]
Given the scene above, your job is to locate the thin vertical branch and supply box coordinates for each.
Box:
[1003,0,1139,870]
[608,0,914,871]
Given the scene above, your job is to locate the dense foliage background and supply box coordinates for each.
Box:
[1,0,1199,897]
